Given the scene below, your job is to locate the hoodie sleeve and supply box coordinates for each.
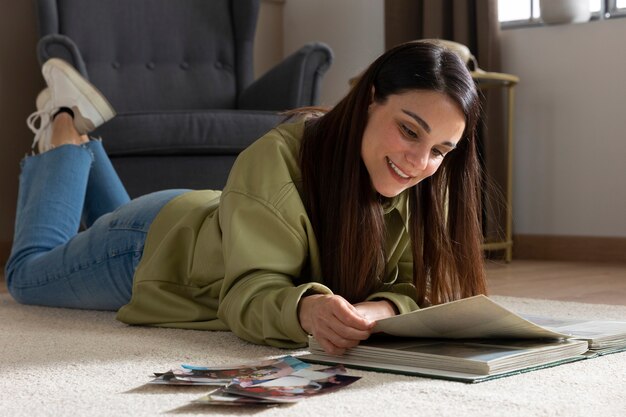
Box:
[217,190,332,348]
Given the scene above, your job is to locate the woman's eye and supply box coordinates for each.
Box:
[432,148,445,158]
[400,123,417,138]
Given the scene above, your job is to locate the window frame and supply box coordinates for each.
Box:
[500,0,626,29]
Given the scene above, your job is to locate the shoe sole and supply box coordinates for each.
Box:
[42,58,116,134]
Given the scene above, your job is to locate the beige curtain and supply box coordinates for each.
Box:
[385,0,501,73]
[385,0,507,245]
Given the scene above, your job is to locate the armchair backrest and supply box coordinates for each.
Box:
[35,0,259,112]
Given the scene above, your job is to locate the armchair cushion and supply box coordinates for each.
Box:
[96,110,284,156]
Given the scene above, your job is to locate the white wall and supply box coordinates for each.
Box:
[282,0,385,106]
[501,18,626,237]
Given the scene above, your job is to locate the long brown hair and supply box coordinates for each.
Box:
[299,41,486,305]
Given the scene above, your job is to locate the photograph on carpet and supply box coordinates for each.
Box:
[147,355,360,406]
[196,366,358,405]
[150,355,309,386]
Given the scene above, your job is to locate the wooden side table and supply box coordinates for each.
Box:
[471,71,520,262]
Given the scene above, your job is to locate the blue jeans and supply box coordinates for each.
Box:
[5,141,188,310]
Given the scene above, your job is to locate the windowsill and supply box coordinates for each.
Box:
[501,11,626,29]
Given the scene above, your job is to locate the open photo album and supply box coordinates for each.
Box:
[300,295,626,383]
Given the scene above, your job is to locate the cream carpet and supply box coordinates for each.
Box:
[1,293,625,417]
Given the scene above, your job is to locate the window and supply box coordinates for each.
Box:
[499,0,626,26]
[498,0,538,23]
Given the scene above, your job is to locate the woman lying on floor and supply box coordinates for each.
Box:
[6,41,486,355]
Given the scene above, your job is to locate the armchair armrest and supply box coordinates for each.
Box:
[238,42,333,111]
[36,34,89,77]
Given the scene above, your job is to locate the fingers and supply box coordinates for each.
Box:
[333,299,374,331]
[316,338,349,356]
[298,294,376,356]
[315,324,364,356]
[353,300,398,322]
[318,313,371,344]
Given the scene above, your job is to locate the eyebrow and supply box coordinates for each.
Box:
[401,109,458,149]
[402,109,431,133]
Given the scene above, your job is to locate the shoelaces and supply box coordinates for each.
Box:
[26,109,51,152]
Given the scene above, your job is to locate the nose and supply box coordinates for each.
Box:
[405,145,429,171]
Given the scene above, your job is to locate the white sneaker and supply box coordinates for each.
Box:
[26,59,116,153]
[41,58,115,134]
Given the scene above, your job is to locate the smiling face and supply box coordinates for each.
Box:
[361,90,466,198]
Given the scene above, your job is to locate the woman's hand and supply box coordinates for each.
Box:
[298,294,374,356]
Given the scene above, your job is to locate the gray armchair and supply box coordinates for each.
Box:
[34,0,333,196]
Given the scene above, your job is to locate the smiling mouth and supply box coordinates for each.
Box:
[386,157,411,179]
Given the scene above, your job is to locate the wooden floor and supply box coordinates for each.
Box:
[486,260,626,305]
[1,260,626,305]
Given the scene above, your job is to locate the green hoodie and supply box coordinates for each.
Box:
[116,121,419,348]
